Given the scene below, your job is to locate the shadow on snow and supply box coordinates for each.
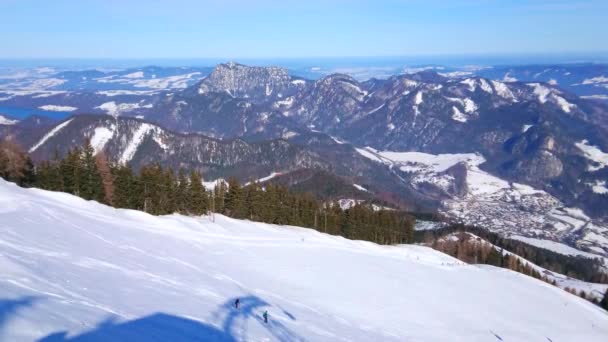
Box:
[30,295,304,342]
[0,296,40,335]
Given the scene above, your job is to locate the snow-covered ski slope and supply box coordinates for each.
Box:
[0,180,607,341]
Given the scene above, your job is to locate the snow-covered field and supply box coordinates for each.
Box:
[0,180,607,341]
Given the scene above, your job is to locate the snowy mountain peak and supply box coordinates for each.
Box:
[197,63,294,102]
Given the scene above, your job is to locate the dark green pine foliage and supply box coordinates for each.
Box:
[188,170,207,215]
[176,168,189,214]
[213,181,227,213]
[224,176,244,218]
[60,147,83,196]
[80,140,105,202]
[111,165,137,209]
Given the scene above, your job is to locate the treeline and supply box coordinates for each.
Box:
[429,231,608,307]
[415,224,608,284]
[1,140,415,246]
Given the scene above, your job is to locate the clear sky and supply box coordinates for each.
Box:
[0,0,606,59]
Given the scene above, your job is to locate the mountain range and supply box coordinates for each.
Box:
[1,62,608,258]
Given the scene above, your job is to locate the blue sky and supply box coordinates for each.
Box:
[0,0,606,59]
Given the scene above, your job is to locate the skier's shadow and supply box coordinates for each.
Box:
[35,295,304,342]
[213,295,304,342]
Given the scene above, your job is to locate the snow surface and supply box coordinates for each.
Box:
[96,101,153,118]
[587,180,608,195]
[490,80,516,101]
[0,115,18,125]
[245,172,282,186]
[202,179,226,191]
[352,184,368,192]
[575,140,608,171]
[118,123,156,164]
[90,126,116,155]
[124,71,145,79]
[581,76,608,85]
[355,147,483,174]
[38,105,78,112]
[449,232,608,301]
[96,90,159,97]
[451,106,468,122]
[28,119,74,153]
[510,235,602,259]
[528,83,575,113]
[0,180,607,341]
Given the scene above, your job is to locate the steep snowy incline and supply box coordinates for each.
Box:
[0,180,607,341]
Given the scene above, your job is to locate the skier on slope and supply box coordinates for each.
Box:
[234,298,240,309]
[263,310,268,323]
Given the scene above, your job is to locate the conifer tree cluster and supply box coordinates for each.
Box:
[1,139,414,246]
[35,141,105,202]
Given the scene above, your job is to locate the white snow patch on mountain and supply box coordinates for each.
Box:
[1,180,607,341]
[438,71,472,78]
[479,78,493,93]
[273,96,294,109]
[414,91,423,105]
[575,140,608,171]
[124,71,144,79]
[463,98,477,113]
[90,126,116,154]
[553,95,575,113]
[96,101,153,117]
[245,172,282,186]
[119,123,156,164]
[587,180,608,194]
[529,83,551,103]
[97,90,159,97]
[528,83,575,113]
[581,76,608,85]
[367,103,385,115]
[581,95,608,100]
[353,184,369,192]
[460,78,477,91]
[0,115,18,125]
[511,235,602,259]
[491,80,516,101]
[451,106,468,122]
[355,147,483,173]
[38,105,77,112]
[29,78,66,89]
[291,79,306,86]
[28,119,73,153]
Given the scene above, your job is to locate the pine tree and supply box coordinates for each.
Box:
[60,147,83,196]
[176,168,189,214]
[112,165,136,209]
[159,168,177,214]
[188,170,207,215]
[95,152,114,204]
[225,176,243,218]
[81,140,105,202]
